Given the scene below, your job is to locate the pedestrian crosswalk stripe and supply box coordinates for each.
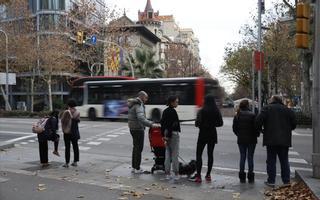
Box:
[87,141,102,145]
[79,146,91,151]
[289,158,308,164]
[290,167,312,172]
[106,134,119,138]
[289,151,299,156]
[97,138,111,141]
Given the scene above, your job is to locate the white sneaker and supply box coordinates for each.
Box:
[134,169,144,174]
[165,174,171,180]
[173,174,180,181]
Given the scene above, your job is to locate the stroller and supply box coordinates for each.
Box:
[148,126,166,174]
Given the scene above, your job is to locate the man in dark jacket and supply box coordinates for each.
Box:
[256,95,296,187]
[128,91,160,174]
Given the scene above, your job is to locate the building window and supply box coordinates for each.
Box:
[148,12,152,19]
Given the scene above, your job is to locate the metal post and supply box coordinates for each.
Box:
[252,52,255,113]
[312,0,320,178]
[0,29,11,111]
[97,39,134,78]
[258,0,262,112]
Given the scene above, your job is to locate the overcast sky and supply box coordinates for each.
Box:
[106,0,278,91]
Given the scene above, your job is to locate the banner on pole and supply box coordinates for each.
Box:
[254,51,264,71]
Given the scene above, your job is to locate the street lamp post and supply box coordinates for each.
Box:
[0,29,11,111]
[97,39,134,78]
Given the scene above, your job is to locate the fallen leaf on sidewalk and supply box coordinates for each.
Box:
[144,187,151,191]
[232,193,240,199]
[105,169,112,173]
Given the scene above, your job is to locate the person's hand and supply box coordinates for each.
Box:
[152,123,161,128]
[162,137,168,145]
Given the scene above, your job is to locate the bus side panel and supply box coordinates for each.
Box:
[195,78,205,108]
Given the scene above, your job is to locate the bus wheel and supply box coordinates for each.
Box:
[88,108,96,121]
[151,108,161,123]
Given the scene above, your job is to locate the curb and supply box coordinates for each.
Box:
[0,142,14,150]
[295,170,320,200]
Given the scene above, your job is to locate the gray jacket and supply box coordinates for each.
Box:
[128,98,153,130]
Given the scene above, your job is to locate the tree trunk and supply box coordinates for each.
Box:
[302,51,312,117]
[47,75,53,111]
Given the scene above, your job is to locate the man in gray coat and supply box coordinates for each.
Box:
[128,91,160,174]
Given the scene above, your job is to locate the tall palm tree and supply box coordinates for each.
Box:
[121,48,163,78]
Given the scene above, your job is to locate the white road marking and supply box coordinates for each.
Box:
[288,151,299,156]
[79,146,91,151]
[106,134,118,138]
[289,158,308,164]
[97,138,111,142]
[87,141,102,146]
[292,131,312,137]
[114,132,127,135]
[290,167,312,172]
[4,134,36,144]
[0,131,33,135]
[20,142,28,145]
[28,140,35,143]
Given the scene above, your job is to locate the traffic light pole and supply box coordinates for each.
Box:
[0,29,11,111]
[258,0,262,112]
[312,0,320,179]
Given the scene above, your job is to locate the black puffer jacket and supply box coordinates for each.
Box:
[255,102,296,147]
[232,110,259,144]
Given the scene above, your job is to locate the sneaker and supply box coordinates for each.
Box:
[41,163,50,168]
[264,181,275,188]
[165,174,171,180]
[205,175,212,182]
[52,151,60,157]
[71,162,77,167]
[131,168,135,173]
[282,182,291,187]
[189,174,202,183]
[133,169,144,174]
[62,163,69,168]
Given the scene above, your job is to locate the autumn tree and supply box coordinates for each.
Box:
[0,0,37,111]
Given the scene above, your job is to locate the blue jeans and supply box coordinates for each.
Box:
[266,146,290,184]
[238,144,256,173]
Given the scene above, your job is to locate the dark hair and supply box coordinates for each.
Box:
[271,95,283,104]
[67,99,77,108]
[203,94,218,111]
[239,100,249,110]
[166,95,178,107]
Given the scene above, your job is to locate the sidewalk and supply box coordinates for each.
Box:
[0,145,267,200]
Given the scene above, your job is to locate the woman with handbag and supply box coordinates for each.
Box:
[189,95,223,183]
[61,99,80,168]
[160,96,181,181]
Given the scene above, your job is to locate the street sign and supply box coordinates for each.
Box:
[91,35,97,45]
[0,73,16,85]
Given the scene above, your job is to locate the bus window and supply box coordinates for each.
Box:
[88,85,103,104]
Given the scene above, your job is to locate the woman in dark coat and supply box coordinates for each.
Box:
[189,95,223,183]
[233,100,259,183]
[37,110,59,168]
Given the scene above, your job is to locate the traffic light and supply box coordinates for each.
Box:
[295,2,310,49]
[76,31,84,44]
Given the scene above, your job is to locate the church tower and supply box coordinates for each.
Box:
[137,0,161,36]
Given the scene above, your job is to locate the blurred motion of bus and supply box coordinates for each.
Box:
[70,77,223,121]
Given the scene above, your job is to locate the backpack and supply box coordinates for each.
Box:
[32,117,49,134]
[61,110,72,134]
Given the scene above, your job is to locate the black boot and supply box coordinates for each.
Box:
[247,172,255,183]
[239,172,246,183]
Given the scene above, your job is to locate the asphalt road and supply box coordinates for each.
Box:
[0,117,313,176]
